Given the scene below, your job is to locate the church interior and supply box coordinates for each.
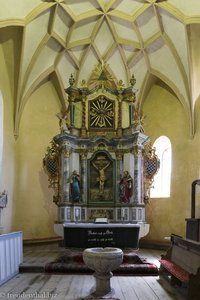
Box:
[0,1,200,299]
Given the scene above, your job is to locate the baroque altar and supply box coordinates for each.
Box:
[43,64,159,239]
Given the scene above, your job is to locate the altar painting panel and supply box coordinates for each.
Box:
[88,151,115,205]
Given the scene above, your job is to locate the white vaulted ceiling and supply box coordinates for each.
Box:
[1,0,200,136]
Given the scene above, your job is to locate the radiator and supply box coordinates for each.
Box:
[0,231,23,286]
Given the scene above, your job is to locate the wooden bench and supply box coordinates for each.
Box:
[159,234,200,299]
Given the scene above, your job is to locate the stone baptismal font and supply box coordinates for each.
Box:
[83,247,123,297]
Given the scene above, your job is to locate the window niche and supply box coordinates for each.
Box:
[150,136,172,198]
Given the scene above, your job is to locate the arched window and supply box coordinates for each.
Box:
[0,92,3,177]
[151,136,171,198]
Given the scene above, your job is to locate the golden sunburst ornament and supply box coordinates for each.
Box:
[89,97,114,129]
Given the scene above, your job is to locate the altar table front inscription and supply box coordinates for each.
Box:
[63,223,140,249]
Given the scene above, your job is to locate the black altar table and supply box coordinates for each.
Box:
[63,223,140,249]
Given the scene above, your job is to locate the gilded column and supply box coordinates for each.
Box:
[81,86,89,137]
[80,97,85,137]
[67,74,75,128]
[117,80,125,137]
[117,96,122,137]
[80,151,88,203]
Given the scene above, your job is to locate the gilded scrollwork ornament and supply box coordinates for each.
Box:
[143,143,160,203]
[43,140,60,205]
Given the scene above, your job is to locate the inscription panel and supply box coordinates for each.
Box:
[64,223,140,249]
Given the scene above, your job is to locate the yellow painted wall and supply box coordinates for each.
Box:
[0,38,16,233]
[143,83,200,242]
[2,71,200,242]
[12,81,61,239]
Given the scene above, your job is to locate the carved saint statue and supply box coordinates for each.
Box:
[70,170,81,202]
[92,157,110,194]
[133,109,145,133]
[56,109,70,133]
[119,171,133,203]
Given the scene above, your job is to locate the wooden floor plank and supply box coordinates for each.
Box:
[0,273,37,294]
[10,274,50,295]
[143,276,187,300]
[26,275,62,300]
[0,243,190,300]
[114,276,138,300]
[72,275,94,299]
[0,273,188,300]
[126,276,160,300]
[52,274,78,300]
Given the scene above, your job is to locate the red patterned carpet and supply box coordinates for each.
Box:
[45,249,158,276]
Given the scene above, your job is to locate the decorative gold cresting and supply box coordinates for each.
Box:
[65,63,139,138]
[88,63,116,90]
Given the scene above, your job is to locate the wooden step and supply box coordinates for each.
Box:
[19,263,45,273]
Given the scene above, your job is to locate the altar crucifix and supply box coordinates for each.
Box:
[92,156,111,194]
